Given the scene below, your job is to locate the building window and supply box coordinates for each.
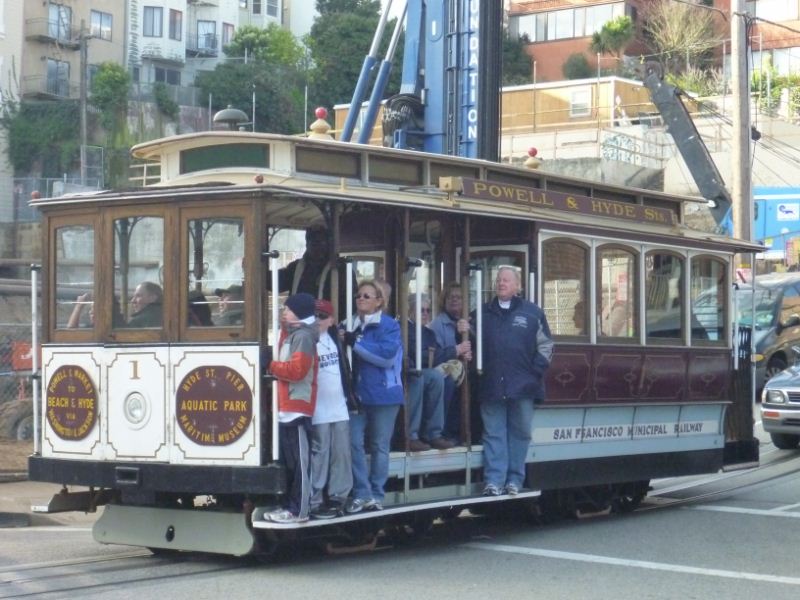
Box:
[570,88,591,117]
[48,3,72,40]
[223,23,234,46]
[169,9,182,41]
[512,2,625,43]
[143,6,163,37]
[240,1,248,8]
[155,67,181,86]
[131,66,140,83]
[253,0,261,15]
[88,64,100,87]
[46,58,70,97]
[198,21,216,51]
[553,9,574,40]
[267,0,279,17]
[90,10,112,41]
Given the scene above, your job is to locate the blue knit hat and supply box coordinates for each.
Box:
[284,293,316,320]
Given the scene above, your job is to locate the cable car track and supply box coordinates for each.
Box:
[0,551,246,598]
[641,447,800,512]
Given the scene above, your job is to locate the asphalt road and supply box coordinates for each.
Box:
[3,432,800,599]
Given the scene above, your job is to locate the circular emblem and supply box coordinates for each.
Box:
[45,365,98,441]
[175,366,253,446]
[123,392,149,429]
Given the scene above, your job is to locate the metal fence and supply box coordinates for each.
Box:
[0,323,34,440]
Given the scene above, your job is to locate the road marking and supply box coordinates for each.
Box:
[771,501,800,512]
[464,542,800,585]
[1,526,93,532]
[689,505,800,518]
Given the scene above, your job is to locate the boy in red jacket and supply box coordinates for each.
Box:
[264,293,319,523]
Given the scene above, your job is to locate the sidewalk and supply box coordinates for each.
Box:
[0,479,100,529]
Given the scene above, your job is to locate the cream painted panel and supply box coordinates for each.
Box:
[105,348,170,462]
[170,345,261,466]
[41,347,103,459]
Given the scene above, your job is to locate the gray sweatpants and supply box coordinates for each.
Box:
[309,419,353,508]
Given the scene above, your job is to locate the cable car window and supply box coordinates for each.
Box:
[114,216,164,328]
[188,218,245,327]
[645,251,684,343]
[542,238,588,337]
[691,256,727,344]
[597,245,637,340]
[55,225,94,329]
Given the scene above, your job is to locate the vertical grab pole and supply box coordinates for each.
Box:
[528,272,536,303]
[413,261,423,372]
[269,253,280,461]
[31,264,40,455]
[346,259,354,365]
[475,268,483,374]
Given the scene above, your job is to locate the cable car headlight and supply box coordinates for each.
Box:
[124,392,150,428]
[764,389,786,404]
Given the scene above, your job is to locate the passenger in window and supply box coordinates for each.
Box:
[309,299,356,520]
[67,292,93,328]
[479,267,553,497]
[264,292,319,524]
[188,290,213,326]
[405,294,454,451]
[340,280,403,513]
[429,282,472,441]
[214,284,244,326]
[127,282,163,328]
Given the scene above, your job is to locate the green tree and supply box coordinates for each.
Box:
[224,23,305,68]
[90,62,130,132]
[195,61,305,134]
[316,0,381,16]
[563,53,592,80]
[90,62,132,189]
[0,98,79,176]
[502,33,532,86]
[589,15,634,73]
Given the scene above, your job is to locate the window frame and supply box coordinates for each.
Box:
[90,9,112,41]
[179,203,260,342]
[644,249,686,346]
[596,243,640,343]
[143,6,163,38]
[540,237,590,340]
[169,9,182,41]
[689,254,729,347]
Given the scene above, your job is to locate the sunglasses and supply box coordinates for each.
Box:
[316,312,331,319]
[355,293,380,300]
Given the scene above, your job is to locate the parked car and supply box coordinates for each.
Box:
[736,272,800,394]
[761,347,800,449]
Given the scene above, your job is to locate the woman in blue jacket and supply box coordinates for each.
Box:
[341,280,403,513]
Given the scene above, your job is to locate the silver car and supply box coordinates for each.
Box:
[761,352,800,449]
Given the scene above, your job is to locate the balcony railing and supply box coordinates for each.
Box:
[129,82,202,108]
[24,18,80,48]
[140,43,186,65]
[186,33,219,56]
[21,75,77,99]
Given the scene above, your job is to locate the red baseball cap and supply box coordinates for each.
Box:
[315,299,335,318]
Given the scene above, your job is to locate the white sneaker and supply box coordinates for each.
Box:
[265,508,309,523]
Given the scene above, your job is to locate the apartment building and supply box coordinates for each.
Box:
[0,0,23,224]
[746,0,800,75]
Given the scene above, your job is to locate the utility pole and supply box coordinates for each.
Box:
[79,19,89,186]
[731,0,752,247]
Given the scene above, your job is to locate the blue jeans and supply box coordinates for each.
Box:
[406,368,445,441]
[480,398,534,488]
[349,404,401,502]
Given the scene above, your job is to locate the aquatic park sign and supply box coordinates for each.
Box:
[459,178,679,226]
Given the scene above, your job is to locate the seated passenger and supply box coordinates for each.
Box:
[67,292,93,328]
[189,290,213,326]
[406,294,454,451]
[214,284,244,326]
[127,281,163,328]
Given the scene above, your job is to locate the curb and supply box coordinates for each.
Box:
[0,511,31,528]
[0,472,28,484]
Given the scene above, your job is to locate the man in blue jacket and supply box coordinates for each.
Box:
[479,266,553,496]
